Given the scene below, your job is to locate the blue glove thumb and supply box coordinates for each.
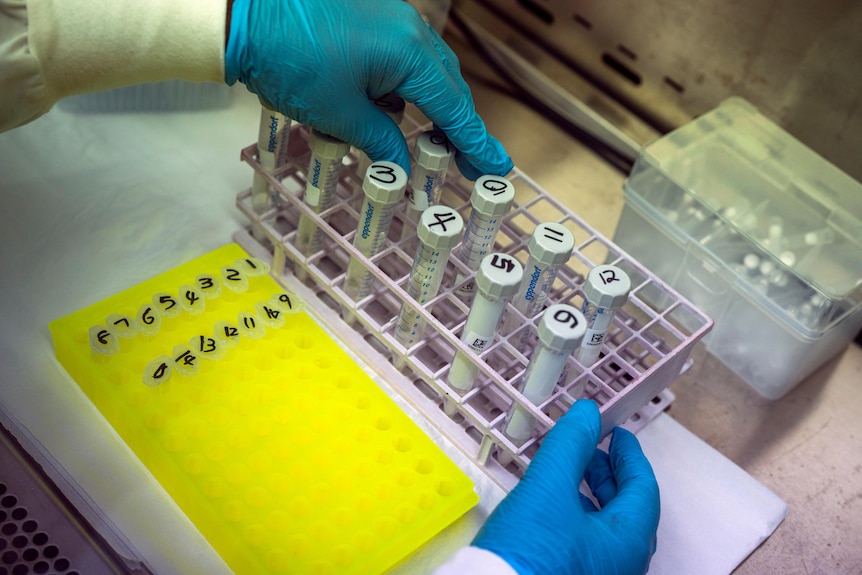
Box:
[473,400,660,575]
[225,0,513,180]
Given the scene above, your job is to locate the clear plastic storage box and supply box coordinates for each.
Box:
[614,98,862,399]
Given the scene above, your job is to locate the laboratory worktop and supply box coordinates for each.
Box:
[0,33,858,575]
[446,29,862,575]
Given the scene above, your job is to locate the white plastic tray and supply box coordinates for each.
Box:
[234,108,712,491]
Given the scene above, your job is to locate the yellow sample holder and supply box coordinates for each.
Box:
[50,243,477,574]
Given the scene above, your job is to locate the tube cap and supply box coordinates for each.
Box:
[418,206,464,251]
[583,265,632,309]
[413,130,455,172]
[476,253,523,300]
[308,129,349,161]
[528,223,575,266]
[363,162,407,204]
[538,304,587,353]
[470,176,515,217]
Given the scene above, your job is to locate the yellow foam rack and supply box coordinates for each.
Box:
[50,244,477,574]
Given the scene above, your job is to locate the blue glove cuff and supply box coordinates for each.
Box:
[225,0,252,85]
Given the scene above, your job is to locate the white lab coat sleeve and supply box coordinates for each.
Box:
[0,0,226,132]
[431,546,520,575]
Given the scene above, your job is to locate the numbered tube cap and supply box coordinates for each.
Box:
[413,130,455,171]
[363,161,408,204]
[477,253,524,299]
[539,304,587,353]
[583,265,632,309]
[418,206,464,251]
[528,223,575,266]
[470,176,516,217]
[308,128,349,160]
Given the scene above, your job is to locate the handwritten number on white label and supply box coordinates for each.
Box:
[369,163,397,184]
[143,356,173,387]
[600,269,619,284]
[553,308,580,329]
[89,325,119,355]
[481,178,508,194]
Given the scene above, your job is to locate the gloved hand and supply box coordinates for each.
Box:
[225,0,513,180]
[473,400,660,575]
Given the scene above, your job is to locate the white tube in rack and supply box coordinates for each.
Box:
[503,222,575,350]
[393,206,464,365]
[503,303,586,445]
[251,105,291,215]
[295,129,350,268]
[403,129,455,230]
[343,162,408,314]
[455,176,516,298]
[446,253,523,415]
[577,264,632,367]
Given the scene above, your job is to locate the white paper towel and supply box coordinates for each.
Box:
[638,413,788,574]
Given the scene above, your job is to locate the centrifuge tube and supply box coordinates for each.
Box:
[357,94,406,177]
[394,206,464,356]
[344,162,408,304]
[577,264,632,367]
[446,253,523,413]
[251,105,291,215]
[455,176,516,298]
[504,303,586,444]
[503,222,575,350]
[403,129,455,228]
[295,129,350,261]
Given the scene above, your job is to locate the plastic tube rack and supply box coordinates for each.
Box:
[234,108,713,491]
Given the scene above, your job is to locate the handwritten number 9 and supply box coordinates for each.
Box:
[553,309,580,329]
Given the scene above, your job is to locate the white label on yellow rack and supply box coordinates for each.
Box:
[195,274,222,298]
[153,292,182,318]
[136,303,162,336]
[179,285,207,315]
[143,355,173,387]
[171,344,200,377]
[191,335,226,360]
[236,257,270,277]
[214,321,241,347]
[105,313,138,338]
[255,301,286,329]
[89,325,119,355]
[221,265,250,293]
[271,292,305,314]
[238,311,266,339]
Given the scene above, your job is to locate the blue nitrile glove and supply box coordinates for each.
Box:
[473,400,660,575]
[225,0,513,180]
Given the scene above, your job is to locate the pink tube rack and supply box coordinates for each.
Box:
[235,108,713,490]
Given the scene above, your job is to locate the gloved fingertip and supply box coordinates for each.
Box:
[584,448,620,509]
[527,399,601,479]
[454,154,482,181]
[371,145,412,178]
[606,427,660,514]
[566,398,601,426]
[609,427,644,459]
[554,399,601,437]
[453,141,514,181]
[355,123,412,177]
